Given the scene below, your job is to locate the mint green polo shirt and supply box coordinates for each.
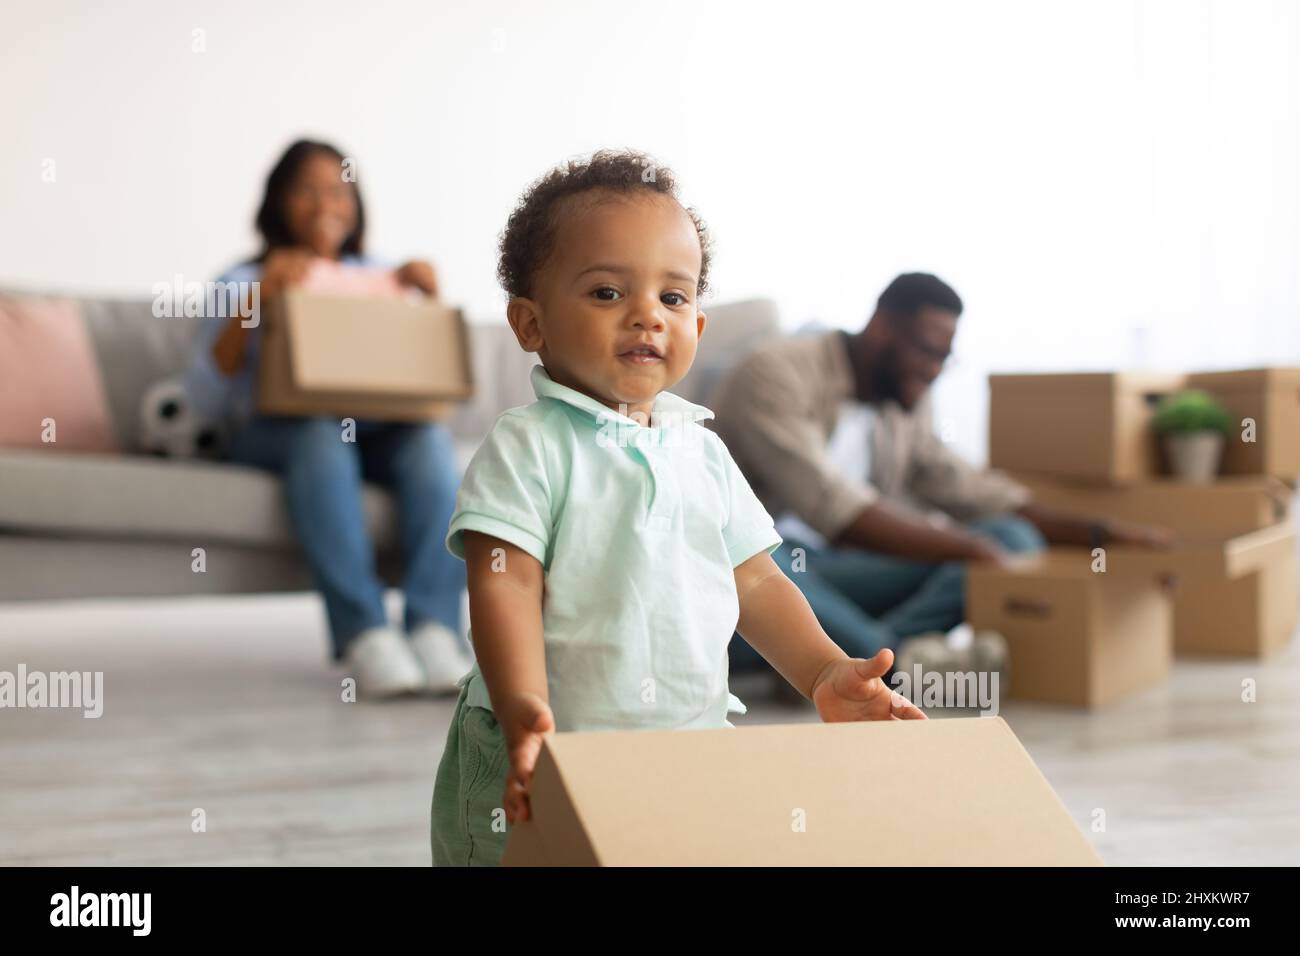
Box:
[447,364,782,733]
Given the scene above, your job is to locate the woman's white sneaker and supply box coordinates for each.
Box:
[344,626,426,699]
[409,622,476,694]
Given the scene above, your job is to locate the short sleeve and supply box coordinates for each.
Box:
[446,411,555,566]
[714,433,783,568]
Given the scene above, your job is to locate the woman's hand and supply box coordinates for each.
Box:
[211,248,315,375]
[259,248,317,299]
[395,259,439,297]
[811,648,928,722]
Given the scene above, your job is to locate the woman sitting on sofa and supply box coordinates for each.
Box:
[184,138,473,699]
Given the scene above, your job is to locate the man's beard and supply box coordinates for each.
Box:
[867,345,906,405]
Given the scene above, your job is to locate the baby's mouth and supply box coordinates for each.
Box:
[618,344,664,366]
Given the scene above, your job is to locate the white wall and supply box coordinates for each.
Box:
[3,0,1298,461]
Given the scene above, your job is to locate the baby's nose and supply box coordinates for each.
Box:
[630,302,666,329]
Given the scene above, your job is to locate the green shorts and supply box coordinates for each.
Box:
[430,680,512,866]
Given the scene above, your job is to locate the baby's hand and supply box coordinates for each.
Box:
[810,648,927,722]
[499,692,556,823]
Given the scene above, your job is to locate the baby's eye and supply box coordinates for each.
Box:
[661,292,688,306]
[592,287,621,301]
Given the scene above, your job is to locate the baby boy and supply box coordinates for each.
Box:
[431,150,925,867]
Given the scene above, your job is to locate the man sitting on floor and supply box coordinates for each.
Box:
[710,272,1170,680]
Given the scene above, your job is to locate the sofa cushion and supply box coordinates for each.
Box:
[0,296,118,453]
[78,297,201,451]
[0,448,399,553]
[673,297,782,406]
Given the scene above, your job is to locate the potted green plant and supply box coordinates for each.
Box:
[1151,388,1232,482]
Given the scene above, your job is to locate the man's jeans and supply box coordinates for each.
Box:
[730,513,1045,670]
[229,416,466,659]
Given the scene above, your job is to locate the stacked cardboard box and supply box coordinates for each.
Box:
[1016,477,1297,658]
[1187,369,1300,475]
[966,550,1172,708]
[982,370,1299,683]
[988,372,1183,483]
[989,369,1300,481]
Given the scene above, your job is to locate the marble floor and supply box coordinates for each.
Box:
[2,591,1297,866]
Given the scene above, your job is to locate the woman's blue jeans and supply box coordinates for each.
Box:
[228,415,466,659]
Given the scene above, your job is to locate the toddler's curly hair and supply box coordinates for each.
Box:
[497,149,712,300]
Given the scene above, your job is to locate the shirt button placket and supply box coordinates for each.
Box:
[645,433,677,531]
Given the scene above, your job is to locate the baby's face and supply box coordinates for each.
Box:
[513,191,705,420]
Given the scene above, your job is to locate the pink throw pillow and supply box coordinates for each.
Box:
[0,296,118,452]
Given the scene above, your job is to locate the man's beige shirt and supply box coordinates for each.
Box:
[709,331,1030,543]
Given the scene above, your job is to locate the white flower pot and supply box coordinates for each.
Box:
[1162,431,1224,483]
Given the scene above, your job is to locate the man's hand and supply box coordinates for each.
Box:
[810,648,927,722]
[1019,501,1176,550]
[395,259,439,297]
[834,501,1019,565]
[499,691,555,823]
[967,537,1014,567]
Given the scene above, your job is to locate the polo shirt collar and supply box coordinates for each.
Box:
[530,364,714,428]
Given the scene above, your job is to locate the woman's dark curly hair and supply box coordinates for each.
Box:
[252,139,366,263]
[497,149,712,300]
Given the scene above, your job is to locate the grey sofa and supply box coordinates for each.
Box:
[0,293,779,602]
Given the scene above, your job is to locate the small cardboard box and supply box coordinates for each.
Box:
[988,372,1185,483]
[257,290,473,421]
[502,717,1101,866]
[1186,368,1300,477]
[1110,523,1299,657]
[966,549,1173,708]
[1011,472,1292,538]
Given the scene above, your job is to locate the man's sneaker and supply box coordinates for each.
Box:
[344,627,426,699]
[893,627,1009,709]
[969,629,1009,696]
[409,622,476,694]
[893,633,963,680]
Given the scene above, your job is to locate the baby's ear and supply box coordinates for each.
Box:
[506,297,545,353]
[695,309,707,341]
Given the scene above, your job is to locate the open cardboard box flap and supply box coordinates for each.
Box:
[1011,472,1293,538]
[502,717,1101,866]
[1108,522,1297,580]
